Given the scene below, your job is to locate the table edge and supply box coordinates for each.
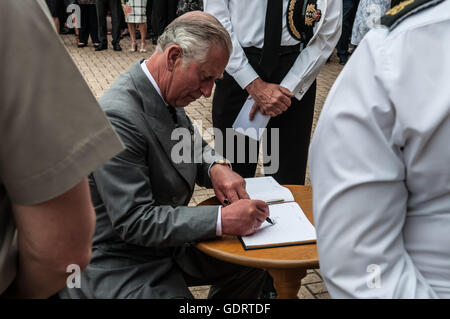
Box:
[196,241,320,270]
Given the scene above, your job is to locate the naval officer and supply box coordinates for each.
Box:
[204,0,342,185]
[310,0,450,298]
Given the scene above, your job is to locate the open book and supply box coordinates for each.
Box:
[240,177,317,250]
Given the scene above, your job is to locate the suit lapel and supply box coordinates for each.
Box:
[129,60,197,191]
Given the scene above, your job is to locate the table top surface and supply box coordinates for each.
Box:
[195,185,319,270]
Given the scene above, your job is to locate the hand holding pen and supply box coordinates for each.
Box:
[264,199,283,225]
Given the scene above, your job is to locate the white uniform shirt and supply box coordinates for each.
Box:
[203,0,342,100]
[309,1,450,298]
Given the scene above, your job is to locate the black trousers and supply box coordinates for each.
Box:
[336,0,356,57]
[212,47,316,185]
[45,0,63,17]
[146,0,154,35]
[96,0,122,46]
[79,4,99,44]
[151,0,178,38]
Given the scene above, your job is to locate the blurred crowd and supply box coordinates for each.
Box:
[47,0,395,65]
[45,0,203,52]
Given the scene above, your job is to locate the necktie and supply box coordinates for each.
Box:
[260,0,283,78]
[168,105,179,126]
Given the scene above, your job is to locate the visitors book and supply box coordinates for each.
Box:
[240,177,317,250]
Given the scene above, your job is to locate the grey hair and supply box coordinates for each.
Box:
[156,12,232,66]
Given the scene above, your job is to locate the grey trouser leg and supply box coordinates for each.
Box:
[174,245,267,299]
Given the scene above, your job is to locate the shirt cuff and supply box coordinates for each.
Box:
[229,63,260,89]
[216,206,223,236]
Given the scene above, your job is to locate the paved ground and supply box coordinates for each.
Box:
[62,33,345,299]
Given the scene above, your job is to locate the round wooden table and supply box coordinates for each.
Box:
[196,185,319,299]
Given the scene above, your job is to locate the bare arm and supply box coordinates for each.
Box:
[3,178,95,298]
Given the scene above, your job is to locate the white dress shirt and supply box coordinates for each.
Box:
[203,0,342,100]
[309,1,450,298]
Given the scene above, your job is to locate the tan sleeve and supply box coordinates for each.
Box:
[0,0,125,205]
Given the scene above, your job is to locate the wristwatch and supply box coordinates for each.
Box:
[213,159,232,168]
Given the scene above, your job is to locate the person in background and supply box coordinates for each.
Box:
[77,0,100,48]
[96,0,123,51]
[146,0,157,44]
[351,0,391,46]
[176,0,203,17]
[310,0,450,298]
[0,0,124,298]
[336,0,358,65]
[122,0,148,52]
[151,0,178,44]
[45,0,63,32]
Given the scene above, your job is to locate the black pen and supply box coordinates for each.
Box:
[264,199,283,225]
[265,199,284,205]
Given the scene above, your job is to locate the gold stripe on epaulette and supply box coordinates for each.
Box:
[386,0,414,15]
[288,0,302,40]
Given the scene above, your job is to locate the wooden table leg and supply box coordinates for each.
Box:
[267,268,307,299]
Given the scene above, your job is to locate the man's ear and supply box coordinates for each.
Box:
[166,45,183,72]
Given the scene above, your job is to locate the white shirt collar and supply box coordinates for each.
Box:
[140,59,168,105]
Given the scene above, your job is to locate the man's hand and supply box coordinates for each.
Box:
[221,199,270,236]
[210,163,250,205]
[246,77,294,120]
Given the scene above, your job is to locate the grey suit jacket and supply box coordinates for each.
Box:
[61,60,223,298]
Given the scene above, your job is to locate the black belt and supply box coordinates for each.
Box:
[243,44,301,56]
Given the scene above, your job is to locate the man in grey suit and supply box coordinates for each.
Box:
[60,11,270,299]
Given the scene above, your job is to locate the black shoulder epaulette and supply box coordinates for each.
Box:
[380,0,444,30]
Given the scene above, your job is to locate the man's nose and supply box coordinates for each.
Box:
[200,80,215,98]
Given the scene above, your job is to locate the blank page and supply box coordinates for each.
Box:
[244,176,294,202]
